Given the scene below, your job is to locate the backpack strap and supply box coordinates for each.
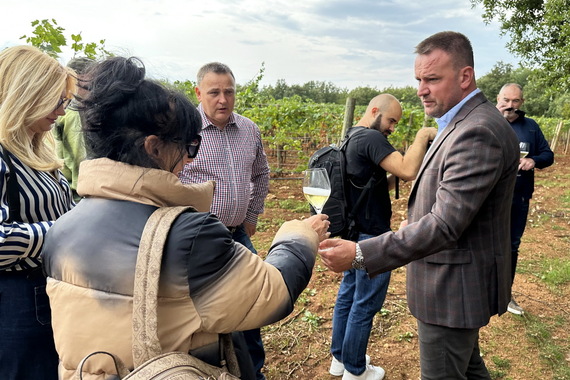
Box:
[344,175,378,240]
[339,128,378,240]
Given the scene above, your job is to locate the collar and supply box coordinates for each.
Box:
[435,88,481,130]
[197,103,237,131]
[76,158,214,211]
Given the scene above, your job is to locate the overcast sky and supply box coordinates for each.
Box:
[1,0,518,90]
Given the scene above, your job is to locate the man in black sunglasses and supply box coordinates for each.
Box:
[179,62,270,380]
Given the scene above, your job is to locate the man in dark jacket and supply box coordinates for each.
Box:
[496,83,555,315]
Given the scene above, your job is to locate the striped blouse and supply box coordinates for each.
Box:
[0,145,74,271]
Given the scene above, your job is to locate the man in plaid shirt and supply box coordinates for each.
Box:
[179,62,270,380]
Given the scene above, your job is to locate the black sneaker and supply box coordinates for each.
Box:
[507,298,524,315]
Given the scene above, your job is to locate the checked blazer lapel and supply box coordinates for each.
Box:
[409,124,455,199]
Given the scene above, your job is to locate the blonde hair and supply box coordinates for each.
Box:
[0,45,76,171]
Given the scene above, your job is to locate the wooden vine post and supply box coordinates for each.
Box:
[550,120,564,152]
[340,97,356,145]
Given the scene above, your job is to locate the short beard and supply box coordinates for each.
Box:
[370,114,383,133]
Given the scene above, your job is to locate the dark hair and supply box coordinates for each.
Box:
[196,62,235,85]
[79,56,201,169]
[415,31,474,69]
[67,57,95,75]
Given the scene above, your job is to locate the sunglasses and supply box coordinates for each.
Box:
[54,97,72,112]
[184,135,202,158]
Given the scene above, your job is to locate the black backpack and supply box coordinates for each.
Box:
[308,128,376,240]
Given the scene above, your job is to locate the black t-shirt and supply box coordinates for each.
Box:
[344,126,396,236]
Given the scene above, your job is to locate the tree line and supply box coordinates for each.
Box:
[13,16,570,173]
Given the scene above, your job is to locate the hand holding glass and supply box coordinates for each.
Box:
[303,168,331,214]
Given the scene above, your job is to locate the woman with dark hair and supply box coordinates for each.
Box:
[0,45,76,380]
[41,56,329,380]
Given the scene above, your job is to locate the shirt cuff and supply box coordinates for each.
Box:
[244,212,259,226]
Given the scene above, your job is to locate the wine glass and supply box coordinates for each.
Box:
[519,142,530,159]
[518,142,530,177]
[302,168,331,214]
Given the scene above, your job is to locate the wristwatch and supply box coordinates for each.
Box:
[351,243,366,270]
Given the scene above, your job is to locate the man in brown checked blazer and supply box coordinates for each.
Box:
[320,31,520,379]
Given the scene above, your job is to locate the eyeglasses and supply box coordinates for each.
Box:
[185,135,202,158]
[54,97,72,112]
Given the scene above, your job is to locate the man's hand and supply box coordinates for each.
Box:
[319,238,357,273]
[417,127,437,142]
[244,221,256,237]
[519,157,536,171]
[496,102,513,113]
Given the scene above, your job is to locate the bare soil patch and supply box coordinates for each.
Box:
[253,153,570,379]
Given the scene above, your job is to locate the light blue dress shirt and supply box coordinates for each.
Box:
[433,88,481,142]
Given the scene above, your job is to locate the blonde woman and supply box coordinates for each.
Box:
[0,45,76,379]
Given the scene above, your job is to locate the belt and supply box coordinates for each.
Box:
[227,226,239,234]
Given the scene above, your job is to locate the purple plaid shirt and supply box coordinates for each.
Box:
[179,104,270,227]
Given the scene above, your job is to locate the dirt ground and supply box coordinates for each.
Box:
[252,152,570,379]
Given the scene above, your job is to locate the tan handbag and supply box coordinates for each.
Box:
[75,206,240,379]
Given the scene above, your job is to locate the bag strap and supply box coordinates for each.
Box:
[75,351,130,380]
[132,206,194,366]
[131,206,240,378]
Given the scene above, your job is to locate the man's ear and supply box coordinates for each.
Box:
[459,66,474,90]
[195,86,202,102]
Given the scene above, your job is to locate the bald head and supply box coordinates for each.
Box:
[360,94,402,137]
[366,94,399,114]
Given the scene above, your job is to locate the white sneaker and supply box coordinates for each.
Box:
[329,355,371,376]
[342,364,385,380]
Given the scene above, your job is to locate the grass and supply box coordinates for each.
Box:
[562,191,570,206]
[530,211,552,227]
[296,288,317,306]
[517,258,570,292]
[539,259,570,287]
[256,217,286,232]
[523,313,570,380]
[535,173,570,189]
[265,198,308,213]
[489,355,511,379]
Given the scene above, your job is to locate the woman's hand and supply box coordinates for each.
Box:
[303,214,331,242]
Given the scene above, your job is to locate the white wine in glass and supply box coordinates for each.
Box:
[519,142,530,159]
[303,168,331,214]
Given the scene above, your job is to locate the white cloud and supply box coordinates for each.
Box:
[1,0,518,90]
